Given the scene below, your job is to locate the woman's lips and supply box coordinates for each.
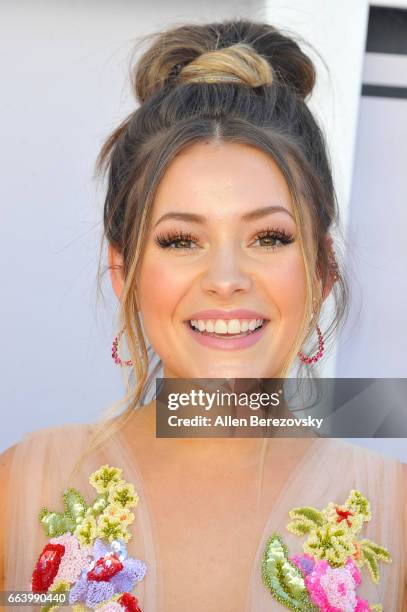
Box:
[184,319,270,351]
[187,308,266,320]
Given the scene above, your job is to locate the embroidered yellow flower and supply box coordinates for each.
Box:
[89,465,124,494]
[103,503,135,526]
[108,482,139,510]
[97,514,131,543]
[74,515,98,548]
[303,523,355,567]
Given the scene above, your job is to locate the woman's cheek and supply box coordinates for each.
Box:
[138,256,190,325]
[268,259,307,321]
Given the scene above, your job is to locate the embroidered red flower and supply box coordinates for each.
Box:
[118,592,143,612]
[335,506,354,527]
[31,543,65,592]
[87,553,123,581]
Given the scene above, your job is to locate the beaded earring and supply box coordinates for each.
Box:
[298,323,325,364]
[112,328,134,367]
[298,242,339,367]
[298,298,325,365]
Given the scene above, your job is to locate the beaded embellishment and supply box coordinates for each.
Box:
[31,465,146,611]
[262,490,391,612]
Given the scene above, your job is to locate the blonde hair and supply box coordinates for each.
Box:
[87,19,348,456]
[177,42,273,86]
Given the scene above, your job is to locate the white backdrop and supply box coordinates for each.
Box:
[1,1,405,461]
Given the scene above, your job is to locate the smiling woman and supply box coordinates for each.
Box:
[101,27,346,394]
[1,18,406,612]
[111,142,309,379]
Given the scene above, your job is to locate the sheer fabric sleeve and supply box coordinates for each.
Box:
[246,439,405,611]
[4,422,163,611]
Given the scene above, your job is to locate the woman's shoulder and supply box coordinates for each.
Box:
[318,437,405,468]
[9,421,94,446]
[1,421,93,460]
[287,438,406,515]
[0,422,95,500]
[0,442,16,481]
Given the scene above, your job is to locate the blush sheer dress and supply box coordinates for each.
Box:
[4,423,405,610]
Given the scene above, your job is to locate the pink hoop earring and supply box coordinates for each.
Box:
[111,328,133,367]
[298,324,324,364]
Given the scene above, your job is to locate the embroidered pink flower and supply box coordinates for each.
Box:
[305,558,370,611]
[49,533,91,585]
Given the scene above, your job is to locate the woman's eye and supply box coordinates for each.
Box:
[154,232,199,250]
[253,228,295,250]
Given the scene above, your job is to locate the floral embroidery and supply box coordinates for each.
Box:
[49,534,91,584]
[31,465,147,611]
[32,544,66,592]
[305,558,369,611]
[262,490,391,611]
[117,592,143,612]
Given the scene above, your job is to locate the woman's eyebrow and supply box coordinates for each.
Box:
[153,205,294,227]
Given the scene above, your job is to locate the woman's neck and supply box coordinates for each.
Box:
[124,398,315,470]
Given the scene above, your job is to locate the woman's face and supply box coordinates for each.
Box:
[135,141,308,379]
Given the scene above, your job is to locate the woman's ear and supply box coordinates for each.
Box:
[108,243,125,300]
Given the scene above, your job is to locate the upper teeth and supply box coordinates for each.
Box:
[190,318,264,334]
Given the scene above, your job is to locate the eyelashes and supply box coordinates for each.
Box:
[254,227,295,250]
[155,231,198,250]
[154,226,295,251]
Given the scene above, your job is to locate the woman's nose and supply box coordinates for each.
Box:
[199,246,252,298]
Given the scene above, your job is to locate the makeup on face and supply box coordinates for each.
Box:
[136,141,307,378]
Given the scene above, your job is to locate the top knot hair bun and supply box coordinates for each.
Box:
[133,20,316,104]
[177,43,273,88]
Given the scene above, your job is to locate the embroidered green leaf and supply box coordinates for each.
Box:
[359,539,392,584]
[370,605,383,611]
[360,539,392,563]
[361,546,380,583]
[63,488,87,525]
[287,520,313,536]
[38,488,87,537]
[262,534,317,611]
[287,507,323,536]
[86,492,109,518]
[289,507,324,526]
[39,507,75,537]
